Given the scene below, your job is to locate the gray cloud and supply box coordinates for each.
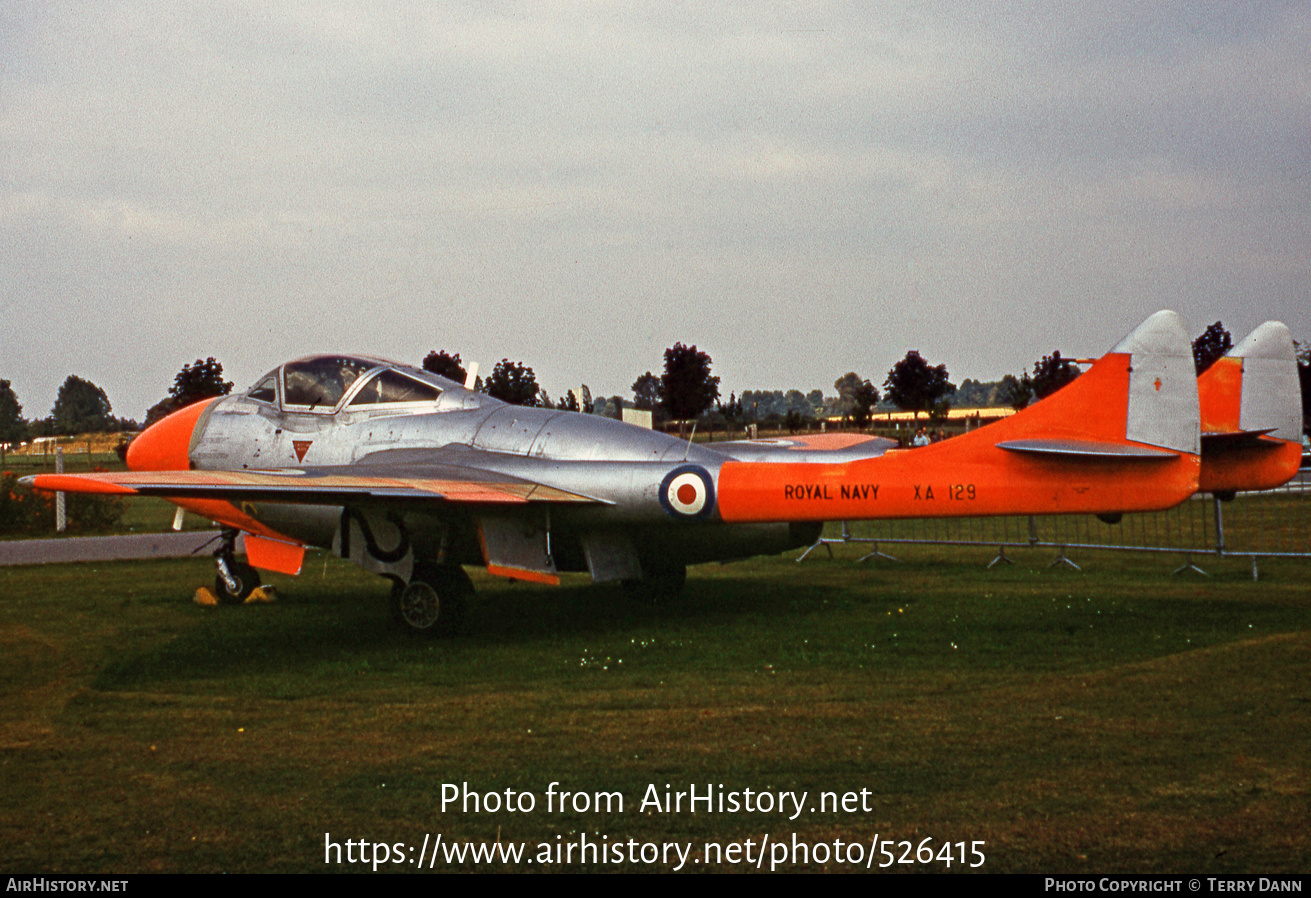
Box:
[2,1,1307,420]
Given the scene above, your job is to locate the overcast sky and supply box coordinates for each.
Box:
[2,1,1308,421]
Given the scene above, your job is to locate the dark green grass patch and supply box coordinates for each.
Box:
[1,546,1308,872]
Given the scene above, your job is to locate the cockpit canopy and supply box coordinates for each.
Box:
[246,355,447,414]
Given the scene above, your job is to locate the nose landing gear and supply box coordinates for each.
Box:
[213,528,263,605]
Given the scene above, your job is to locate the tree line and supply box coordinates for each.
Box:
[3,322,1308,448]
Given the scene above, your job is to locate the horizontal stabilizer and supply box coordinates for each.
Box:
[1200,429,1280,449]
[995,439,1180,460]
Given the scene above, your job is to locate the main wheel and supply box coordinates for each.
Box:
[390,564,471,635]
[215,558,260,605]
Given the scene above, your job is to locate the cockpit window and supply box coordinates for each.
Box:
[282,357,378,410]
[248,373,277,404]
[348,369,443,406]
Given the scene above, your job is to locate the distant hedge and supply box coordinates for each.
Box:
[0,470,125,535]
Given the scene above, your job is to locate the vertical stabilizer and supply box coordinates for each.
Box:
[1111,310,1199,455]
[1233,321,1301,443]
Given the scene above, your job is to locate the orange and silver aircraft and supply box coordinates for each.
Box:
[25,311,1302,634]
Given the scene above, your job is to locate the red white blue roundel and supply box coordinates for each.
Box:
[659,465,715,519]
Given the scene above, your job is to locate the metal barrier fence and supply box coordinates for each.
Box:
[798,473,1311,579]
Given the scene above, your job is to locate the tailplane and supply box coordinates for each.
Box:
[716,310,1202,522]
[993,310,1199,460]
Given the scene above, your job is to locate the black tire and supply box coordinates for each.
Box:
[215,558,260,605]
[391,564,471,635]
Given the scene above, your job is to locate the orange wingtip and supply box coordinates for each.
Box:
[26,475,137,496]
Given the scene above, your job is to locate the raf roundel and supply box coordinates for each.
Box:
[659,465,715,519]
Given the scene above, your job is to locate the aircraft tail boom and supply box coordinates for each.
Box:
[716,311,1201,523]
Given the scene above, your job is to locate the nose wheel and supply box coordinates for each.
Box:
[214,529,261,604]
[390,563,473,635]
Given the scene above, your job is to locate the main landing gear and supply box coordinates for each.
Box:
[390,563,473,636]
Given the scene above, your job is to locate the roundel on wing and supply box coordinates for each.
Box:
[659,465,715,519]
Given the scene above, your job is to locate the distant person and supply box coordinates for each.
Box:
[912,427,929,447]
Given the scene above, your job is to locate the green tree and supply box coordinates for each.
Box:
[422,350,468,384]
[850,381,880,429]
[717,392,744,429]
[631,372,661,412]
[659,344,720,436]
[0,380,27,446]
[1031,351,1080,400]
[832,373,863,419]
[51,375,115,435]
[998,373,1032,410]
[784,390,812,419]
[146,358,234,425]
[806,389,825,417]
[834,373,880,428]
[1192,321,1232,375]
[483,360,543,406]
[884,351,954,420]
[955,378,998,408]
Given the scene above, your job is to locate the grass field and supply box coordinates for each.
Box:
[1,541,1307,873]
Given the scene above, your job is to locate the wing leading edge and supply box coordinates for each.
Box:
[23,467,606,506]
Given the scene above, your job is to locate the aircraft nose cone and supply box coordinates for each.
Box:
[126,398,219,471]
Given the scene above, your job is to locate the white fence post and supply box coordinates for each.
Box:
[55,446,66,533]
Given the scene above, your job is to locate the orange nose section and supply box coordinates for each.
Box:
[126,398,219,471]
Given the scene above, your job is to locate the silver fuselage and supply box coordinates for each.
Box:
[188,360,820,579]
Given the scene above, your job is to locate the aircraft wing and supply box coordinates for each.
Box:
[23,465,606,506]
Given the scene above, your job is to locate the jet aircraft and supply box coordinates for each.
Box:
[25,311,1302,634]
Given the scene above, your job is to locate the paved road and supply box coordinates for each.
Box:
[0,532,223,566]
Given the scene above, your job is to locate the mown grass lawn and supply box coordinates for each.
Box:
[1,544,1308,872]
